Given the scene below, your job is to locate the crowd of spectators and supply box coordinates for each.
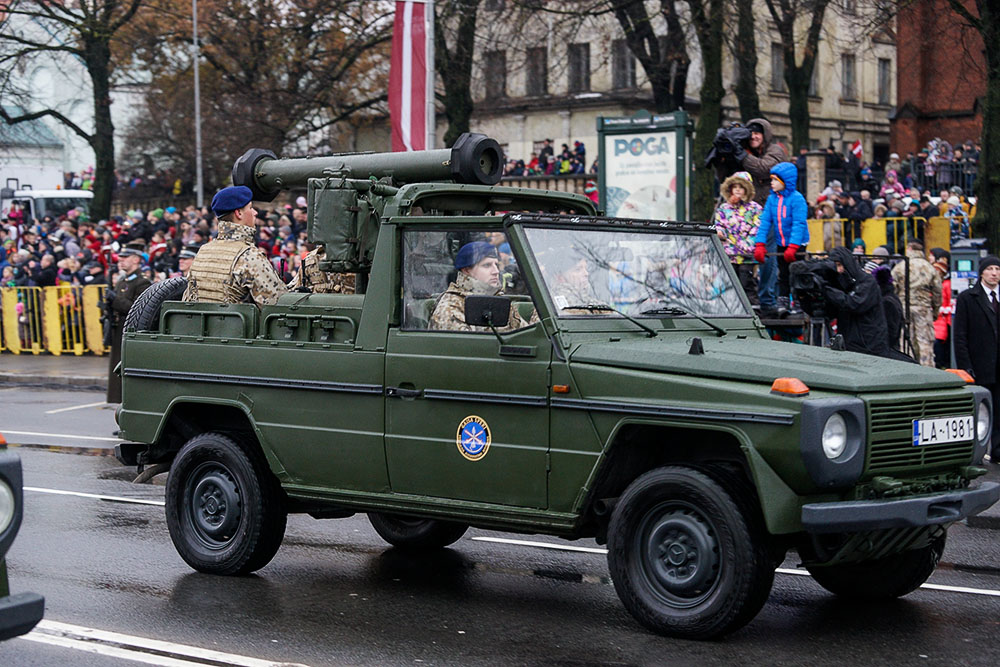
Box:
[1,197,319,292]
[503,139,598,177]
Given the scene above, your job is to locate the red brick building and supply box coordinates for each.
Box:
[890,0,985,154]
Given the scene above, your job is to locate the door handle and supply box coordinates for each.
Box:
[386,386,423,399]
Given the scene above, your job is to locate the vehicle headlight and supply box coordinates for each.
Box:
[977,401,991,442]
[822,413,848,459]
[0,479,14,535]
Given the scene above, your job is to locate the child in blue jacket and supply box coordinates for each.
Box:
[752,161,809,305]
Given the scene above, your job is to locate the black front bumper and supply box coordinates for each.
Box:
[0,592,45,641]
[801,481,1000,534]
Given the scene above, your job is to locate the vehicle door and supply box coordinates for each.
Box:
[384,226,551,508]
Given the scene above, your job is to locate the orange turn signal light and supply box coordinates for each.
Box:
[945,368,975,383]
[771,377,810,396]
[552,384,571,394]
[0,432,6,446]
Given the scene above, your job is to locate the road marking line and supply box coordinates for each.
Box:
[2,429,120,442]
[477,538,1000,597]
[471,536,609,554]
[25,486,164,506]
[23,619,308,666]
[45,401,108,414]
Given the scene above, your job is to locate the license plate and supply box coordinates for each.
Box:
[912,415,974,446]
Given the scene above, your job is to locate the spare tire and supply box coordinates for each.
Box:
[124,277,188,333]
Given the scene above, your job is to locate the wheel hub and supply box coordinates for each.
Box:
[190,468,241,542]
[642,507,720,600]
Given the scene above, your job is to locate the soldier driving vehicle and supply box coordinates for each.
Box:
[115,135,999,640]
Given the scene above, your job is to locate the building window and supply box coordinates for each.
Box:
[842,0,857,13]
[770,43,786,93]
[612,39,636,89]
[568,43,591,93]
[841,53,856,100]
[484,0,504,10]
[526,47,547,97]
[878,58,891,105]
[808,65,819,97]
[485,50,506,99]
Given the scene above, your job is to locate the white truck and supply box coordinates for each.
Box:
[1,175,93,224]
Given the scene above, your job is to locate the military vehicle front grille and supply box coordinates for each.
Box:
[866,395,975,474]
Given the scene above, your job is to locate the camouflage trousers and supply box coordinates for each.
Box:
[909,307,936,367]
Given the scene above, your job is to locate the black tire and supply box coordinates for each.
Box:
[166,432,286,575]
[124,276,188,332]
[368,512,468,549]
[607,467,774,640]
[805,534,945,600]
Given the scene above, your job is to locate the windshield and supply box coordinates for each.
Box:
[36,197,91,219]
[523,226,749,318]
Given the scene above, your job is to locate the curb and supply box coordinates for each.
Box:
[0,373,107,391]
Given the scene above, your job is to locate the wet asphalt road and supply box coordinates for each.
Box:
[2,388,1000,665]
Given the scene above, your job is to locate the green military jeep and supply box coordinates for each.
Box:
[117,135,999,639]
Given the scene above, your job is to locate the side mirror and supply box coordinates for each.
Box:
[464,295,510,328]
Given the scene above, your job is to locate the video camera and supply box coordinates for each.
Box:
[704,122,752,171]
[789,258,838,318]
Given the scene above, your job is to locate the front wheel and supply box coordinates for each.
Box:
[166,432,286,575]
[805,534,945,599]
[368,512,468,549]
[607,467,774,639]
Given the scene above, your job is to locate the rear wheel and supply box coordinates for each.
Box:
[166,432,286,575]
[805,535,945,599]
[607,466,774,639]
[368,512,468,549]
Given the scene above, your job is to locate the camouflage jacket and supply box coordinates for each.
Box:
[429,272,537,332]
[289,247,356,294]
[182,221,288,307]
[892,248,942,312]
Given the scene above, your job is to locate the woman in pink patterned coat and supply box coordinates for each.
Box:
[713,171,763,302]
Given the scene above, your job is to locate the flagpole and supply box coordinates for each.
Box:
[425,0,435,149]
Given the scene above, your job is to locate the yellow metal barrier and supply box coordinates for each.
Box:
[806,216,950,255]
[0,287,44,354]
[0,284,108,355]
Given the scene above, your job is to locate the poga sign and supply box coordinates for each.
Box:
[603,131,678,220]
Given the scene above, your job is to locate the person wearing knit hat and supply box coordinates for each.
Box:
[714,171,763,306]
[945,194,970,242]
[953,254,1000,461]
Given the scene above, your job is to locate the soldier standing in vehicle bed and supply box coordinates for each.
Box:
[182,186,288,307]
[105,242,151,403]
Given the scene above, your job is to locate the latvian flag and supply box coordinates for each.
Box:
[850,140,863,161]
[389,1,429,152]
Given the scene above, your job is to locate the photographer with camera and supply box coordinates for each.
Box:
[821,246,912,362]
[708,118,787,206]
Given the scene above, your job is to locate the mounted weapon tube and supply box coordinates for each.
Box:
[232,132,504,202]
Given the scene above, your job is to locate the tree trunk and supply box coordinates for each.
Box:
[688,0,724,222]
[85,39,115,221]
[786,68,810,155]
[612,0,689,113]
[733,0,760,120]
[436,0,480,148]
[975,3,1000,248]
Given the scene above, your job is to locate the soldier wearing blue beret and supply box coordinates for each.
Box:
[429,240,537,332]
[182,186,288,306]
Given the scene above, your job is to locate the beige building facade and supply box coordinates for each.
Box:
[351,1,895,168]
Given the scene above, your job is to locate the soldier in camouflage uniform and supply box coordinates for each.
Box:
[892,238,942,366]
[430,241,537,332]
[182,186,288,307]
[289,245,355,294]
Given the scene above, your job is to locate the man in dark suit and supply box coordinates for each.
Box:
[953,255,1000,460]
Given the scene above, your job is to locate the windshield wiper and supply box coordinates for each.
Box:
[640,306,728,337]
[563,304,658,338]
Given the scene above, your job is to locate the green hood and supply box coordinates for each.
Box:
[570,338,964,393]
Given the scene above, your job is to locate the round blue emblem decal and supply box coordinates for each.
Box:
[456,415,491,461]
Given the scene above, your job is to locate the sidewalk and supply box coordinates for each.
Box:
[0,353,107,391]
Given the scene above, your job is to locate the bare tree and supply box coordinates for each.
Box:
[0,0,147,220]
[729,0,760,120]
[763,0,832,153]
[610,0,689,113]
[687,0,725,221]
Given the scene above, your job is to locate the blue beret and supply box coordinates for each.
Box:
[211,186,254,217]
[454,242,499,270]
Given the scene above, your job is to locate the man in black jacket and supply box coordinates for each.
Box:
[953,255,1000,460]
[824,246,912,362]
